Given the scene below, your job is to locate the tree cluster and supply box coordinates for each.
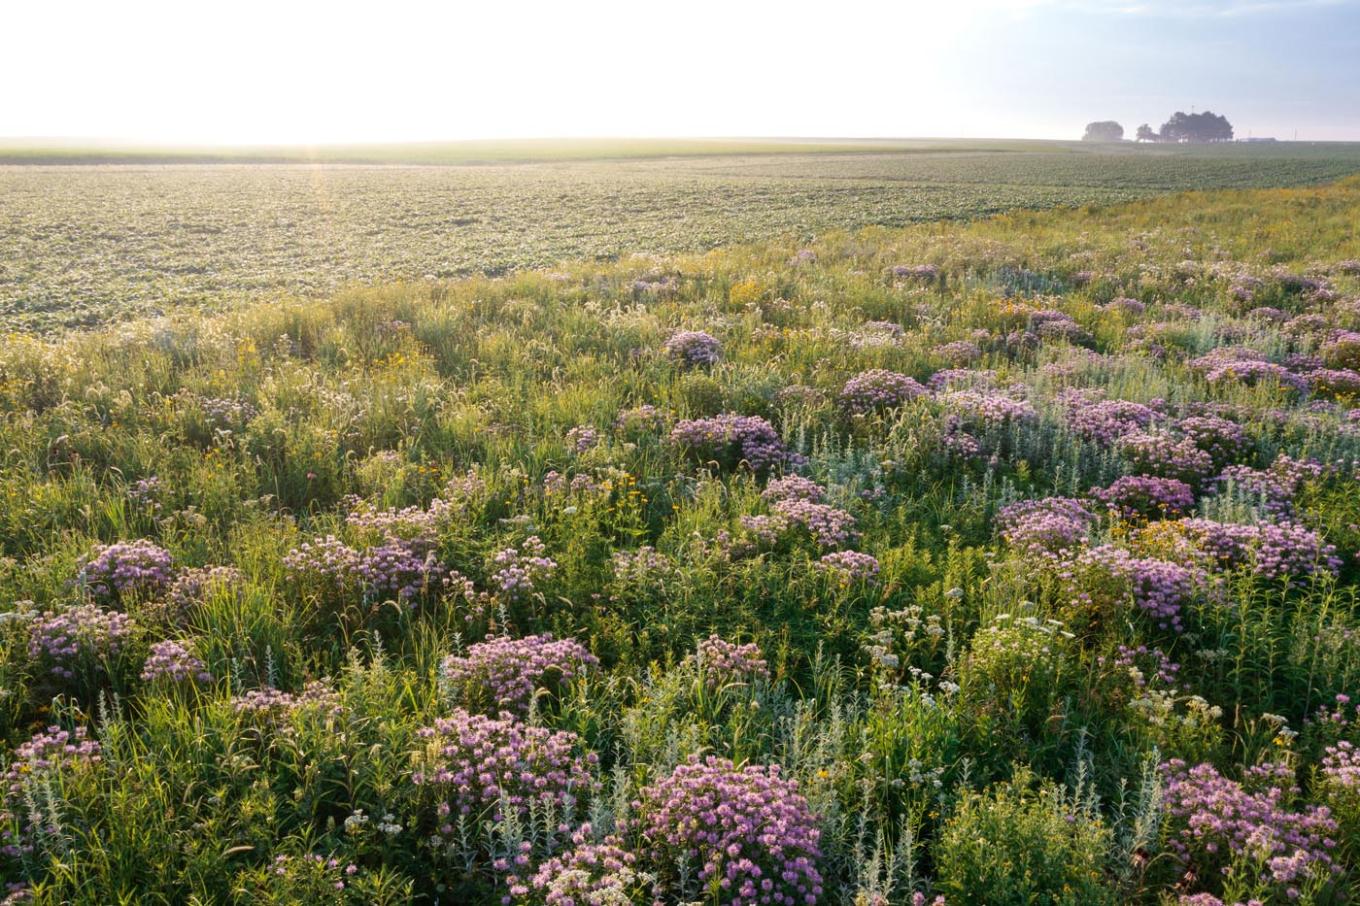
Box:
[1085,111,1235,144]
[1137,111,1234,143]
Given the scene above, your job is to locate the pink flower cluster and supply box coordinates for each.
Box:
[995,497,1097,558]
[1063,396,1156,446]
[1178,519,1341,582]
[664,330,722,367]
[523,825,647,904]
[565,424,600,453]
[1306,368,1360,398]
[198,395,258,427]
[140,639,212,685]
[890,263,939,281]
[353,541,446,602]
[1118,431,1215,485]
[1076,545,1197,631]
[412,709,596,823]
[1,726,102,859]
[1195,351,1309,392]
[1160,760,1338,897]
[938,389,1036,427]
[630,755,823,906]
[840,369,927,415]
[1320,741,1360,790]
[345,501,443,545]
[933,339,982,365]
[1321,330,1360,369]
[27,604,134,679]
[1103,644,1180,688]
[440,634,598,715]
[613,404,669,438]
[1107,296,1147,316]
[670,414,801,472]
[490,536,558,599]
[816,550,881,584]
[1091,475,1196,521]
[768,498,858,549]
[691,635,771,687]
[77,539,174,602]
[761,474,824,504]
[282,535,362,590]
[1175,415,1249,467]
[284,536,446,602]
[166,565,243,613]
[231,682,343,720]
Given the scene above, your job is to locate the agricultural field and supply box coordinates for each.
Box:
[5,140,1360,332]
[3,171,1360,904]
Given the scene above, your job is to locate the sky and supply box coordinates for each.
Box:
[2,0,1358,144]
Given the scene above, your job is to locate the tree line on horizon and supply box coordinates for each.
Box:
[1083,110,1235,143]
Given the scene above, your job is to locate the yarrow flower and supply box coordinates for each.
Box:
[440,634,598,716]
[629,755,823,906]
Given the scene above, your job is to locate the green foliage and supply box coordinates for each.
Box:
[935,768,1118,906]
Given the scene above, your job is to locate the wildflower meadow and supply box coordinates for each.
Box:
[3,172,1360,905]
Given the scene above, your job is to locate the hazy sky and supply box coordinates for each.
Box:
[4,0,1358,144]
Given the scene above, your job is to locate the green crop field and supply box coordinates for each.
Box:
[4,140,1360,331]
